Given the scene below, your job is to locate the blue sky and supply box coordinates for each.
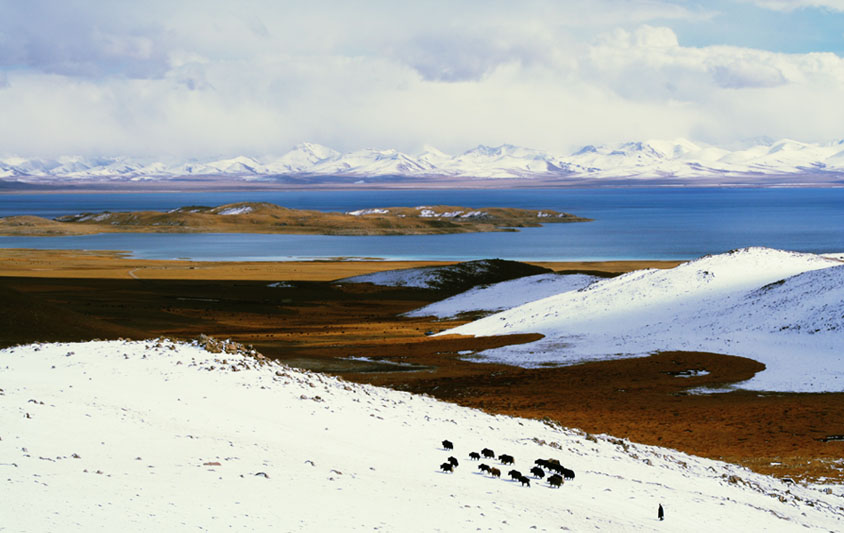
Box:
[0,0,842,158]
[671,1,844,53]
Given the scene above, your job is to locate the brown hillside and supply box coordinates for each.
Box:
[0,202,590,236]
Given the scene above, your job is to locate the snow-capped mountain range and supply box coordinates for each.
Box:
[3,138,844,183]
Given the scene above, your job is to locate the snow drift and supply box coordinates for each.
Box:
[2,339,842,531]
[444,248,844,392]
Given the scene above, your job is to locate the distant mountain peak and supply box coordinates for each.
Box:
[3,137,844,182]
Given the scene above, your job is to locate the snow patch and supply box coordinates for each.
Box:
[216,206,253,216]
[346,208,390,216]
[406,273,600,318]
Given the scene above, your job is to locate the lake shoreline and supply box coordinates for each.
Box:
[0,248,683,280]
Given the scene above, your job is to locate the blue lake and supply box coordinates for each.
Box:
[1,189,842,261]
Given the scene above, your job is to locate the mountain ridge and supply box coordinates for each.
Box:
[3,138,844,183]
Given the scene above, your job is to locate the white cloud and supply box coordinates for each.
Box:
[744,0,844,11]
[0,2,842,157]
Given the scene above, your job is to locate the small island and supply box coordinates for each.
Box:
[0,202,590,237]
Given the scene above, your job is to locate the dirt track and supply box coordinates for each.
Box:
[1,251,842,483]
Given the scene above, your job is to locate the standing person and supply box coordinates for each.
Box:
[658,503,665,521]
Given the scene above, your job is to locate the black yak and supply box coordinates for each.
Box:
[498,454,514,465]
[562,467,575,480]
[442,440,453,450]
[490,467,501,478]
[546,462,564,474]
[508,469,522,480]
[530,466,545,478]
[469,452,481,460]
[448,456,459,467]
[481,448,495,458]
[548,474,563,488]
[518,475,531,487]
[440,462,453,473]
[478,464,490,473]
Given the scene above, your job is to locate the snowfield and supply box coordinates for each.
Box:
[2,340,843,531]
[405,273,600,318]
[444,248,844,392]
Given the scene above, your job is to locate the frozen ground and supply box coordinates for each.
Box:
[2,340,843,531]
[405,273,600,318]
[445,248,844,393]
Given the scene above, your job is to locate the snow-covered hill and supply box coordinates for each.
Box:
[3,138,844,183]
[2,339,842,531]
[336,259,550,291]
[405,273,600,318]
[444,248,844,392]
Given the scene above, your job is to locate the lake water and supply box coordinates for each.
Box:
[1,189,842,261]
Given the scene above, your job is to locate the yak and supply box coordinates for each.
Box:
[518,475,531,487]
[481,448,495,458]
[508,469,522,480]
[489,467,501,478]
[448,456,459,467]
[562,467,575,480]
[440,462,453,473]
[548,474,563,488]
[469,452,481,460]
[442,440,453,450]
[498,454,515,465]
[546,462,564,474]
[530,466,545,478]
[478,463,490,473]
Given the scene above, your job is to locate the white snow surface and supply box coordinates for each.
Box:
[338,260,505,289]
[405,273,600,318]
[445,248,844,392]
[346,208,389,216]
[2,339,842,532]
[339,266,448,288]
[215,206,254,216]
[5,138,844,182]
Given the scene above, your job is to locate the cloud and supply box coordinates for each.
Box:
[744,0,844,11]
[0,2,842,158]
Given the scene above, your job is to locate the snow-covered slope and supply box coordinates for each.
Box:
[337,259,550,291]
[444,248,844,392]
[405,273,600,318]
[2,339,842,531]
[4,138,844,182]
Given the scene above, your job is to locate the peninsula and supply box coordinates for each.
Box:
[0,202,589,236]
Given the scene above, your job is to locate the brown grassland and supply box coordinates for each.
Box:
[0,202,589,236]
[1,249,842,484]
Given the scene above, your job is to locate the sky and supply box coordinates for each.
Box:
[0,0,843,158]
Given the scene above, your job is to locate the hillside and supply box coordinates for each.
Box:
[0,202,588,236]
[3,339,842,531]
[445,248,844,392]
[404,272,601,318]
[337,259,553,292]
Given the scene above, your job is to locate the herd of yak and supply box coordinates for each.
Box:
[439,439,575,488]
